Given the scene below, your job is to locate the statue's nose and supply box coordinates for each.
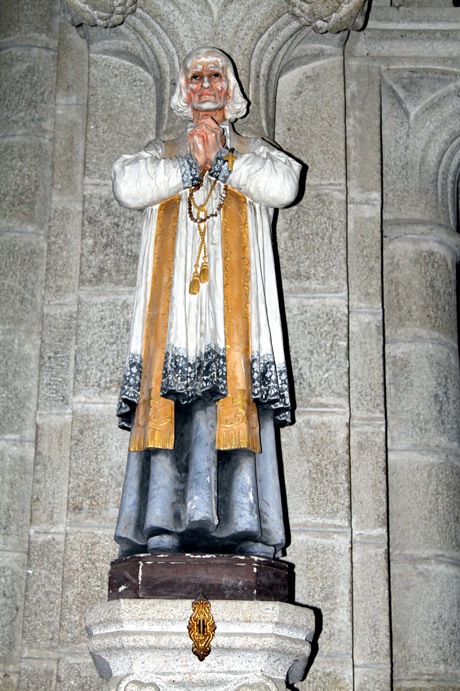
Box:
[202,74,210,88]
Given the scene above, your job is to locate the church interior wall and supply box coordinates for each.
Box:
[1,1,459,689]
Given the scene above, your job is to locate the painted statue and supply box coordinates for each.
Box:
[112,47,301,559]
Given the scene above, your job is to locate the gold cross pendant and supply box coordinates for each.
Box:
[223,149,238,171]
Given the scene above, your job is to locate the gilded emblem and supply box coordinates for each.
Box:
[187,594,216,661]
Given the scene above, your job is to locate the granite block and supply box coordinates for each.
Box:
[391,560,460,680]
[382,69,460,224]
[277,188,347,296]
[393,683,459,690]
[386,342,460,452]
[22,533,65,651]
[74,294,133,400]
[38,306,77,413]
[349,311,385,421]
[286,531,352,657]
[389,451,460,560]
[0,137,52,234]
[352,541,391,666]
[56,655,107,690]
[0,552,27,671]
[85,54,156,182]
[0,47,56,137]
[0,440,34,552]
[350,424,387,535]
[347,204,382,310]
[18,660,56,691]
[59,530,118,648]
[0,232,45,331]
[354,667,392,690]
[55,21,88,106]
[44,204,82,303]
[276,57,346,186]
[31,415,71,530]
[52,104,86,200]
[285,296,349,410]
[0,0,59,46]
[0,331,40,440]
[298,655,353,690]
[80,191,141,289]
[345,61,382,204]
[0,672,19,690]
[67,406,128,526]
[384,237,457,346]
[281,411,350,529]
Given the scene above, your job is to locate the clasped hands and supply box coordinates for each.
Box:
[187,117,225,171]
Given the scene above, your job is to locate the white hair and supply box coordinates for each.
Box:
[170,47,248,122]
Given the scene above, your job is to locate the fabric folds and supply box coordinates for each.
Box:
[112,123,301,558]
[115,403,285,558]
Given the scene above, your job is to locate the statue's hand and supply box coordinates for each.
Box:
[190,117,225,168]
[187,127,208,170]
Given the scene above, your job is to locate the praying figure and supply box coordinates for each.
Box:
[112,47,301,559]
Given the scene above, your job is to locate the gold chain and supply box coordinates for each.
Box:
[187,177,227,295]
[190,178,217,213]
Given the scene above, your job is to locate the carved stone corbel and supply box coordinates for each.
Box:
[61,0,137,28]
[286,0,369,33]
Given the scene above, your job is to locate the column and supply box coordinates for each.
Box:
[0,1,59,687]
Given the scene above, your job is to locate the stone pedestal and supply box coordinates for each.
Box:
[86,598,315,690]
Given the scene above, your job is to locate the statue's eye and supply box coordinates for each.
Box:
[190,74,201,81]
[212,73,222,79]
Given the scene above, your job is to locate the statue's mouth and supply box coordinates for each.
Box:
[197,90,218,101]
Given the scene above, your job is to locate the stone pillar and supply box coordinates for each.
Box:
[345,8,460,686]
[17,14,89,688]
[276,32,354,688]
[0,1,59,687]
[344,35,392,690]
[52,25,157,690]
[381,53,460,687]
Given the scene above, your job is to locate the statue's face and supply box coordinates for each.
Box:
[185,53,229,116]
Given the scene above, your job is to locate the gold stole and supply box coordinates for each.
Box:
[129,188,261,454]
[129,197,178,452]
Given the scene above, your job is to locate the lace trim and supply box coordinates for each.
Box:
[209,146,231,183]
[117,351,291,427]
[161,344,228,404]
[177,154,201,188]
[251,352,291,426]
[116,353,142,430]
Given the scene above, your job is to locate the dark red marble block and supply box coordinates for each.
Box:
[108,553,294,602]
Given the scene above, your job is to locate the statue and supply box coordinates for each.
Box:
[112,47,301,560]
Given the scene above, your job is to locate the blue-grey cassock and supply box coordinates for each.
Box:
[112,124,301,558]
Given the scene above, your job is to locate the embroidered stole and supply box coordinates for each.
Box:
[129,188,261,454]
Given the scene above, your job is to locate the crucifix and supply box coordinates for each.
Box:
[224,148,238,170]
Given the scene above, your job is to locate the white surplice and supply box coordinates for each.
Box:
[112,123,301,434]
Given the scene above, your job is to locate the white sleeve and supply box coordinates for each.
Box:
[228,140,301,208]
[111,141,186,210]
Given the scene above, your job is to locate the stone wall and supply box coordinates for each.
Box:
[1,1,459,689]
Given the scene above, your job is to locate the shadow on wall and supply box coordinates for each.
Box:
[271,151,308,556]
[286,604,323,690]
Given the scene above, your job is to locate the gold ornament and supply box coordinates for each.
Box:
[187,176,227,295]
[199,260,209,284]
[223,149,238,171]
[189,270,201,295]
[187,594,216,661]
